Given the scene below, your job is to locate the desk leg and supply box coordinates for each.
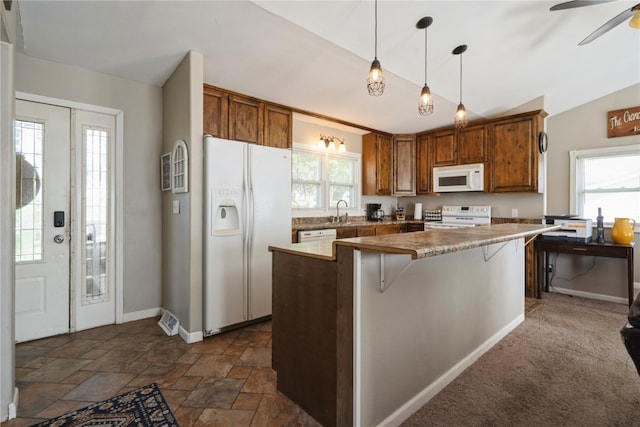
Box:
[544,251,549,293]
[628,248,634,307]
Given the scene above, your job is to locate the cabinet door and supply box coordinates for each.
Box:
[263,103,292,149]
[490,115,540,192]
[336,227,357,239]
[393,134,416,196]
[203,85,228,139]
[362,133,393,195]
[229,95,263,145]
[375,224,401,235]
[357,226,376,237]
[431,129,456,166]
[458,124,487,164]
[416,134,432,195]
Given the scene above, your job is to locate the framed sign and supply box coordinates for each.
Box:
[607,106,640,138]
[161,153,171,191]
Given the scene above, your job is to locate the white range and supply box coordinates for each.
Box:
[423,205,492,229]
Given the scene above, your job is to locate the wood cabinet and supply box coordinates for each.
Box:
[431,124,487,167]
[263,103,292,149]
[488,111,545,193]
[393,134,416,196]
[406,222,425,232]
[375,223,402,235]
[431,129,457,167]
[336,227,358,239]
[203,86,229,139]
[229,94,263,145]
[203,84,292,149]
[357,226,376,237]
[362,133,393,196]
[416,134,432,195]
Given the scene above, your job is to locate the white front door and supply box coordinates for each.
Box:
[15,100,71,342]
[15,100,117,343]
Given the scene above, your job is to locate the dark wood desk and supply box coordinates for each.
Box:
[535,237,635,306]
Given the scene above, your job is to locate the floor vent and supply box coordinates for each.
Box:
[158,311,179,336]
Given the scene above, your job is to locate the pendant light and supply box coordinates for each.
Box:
[453,44,468,128]
[417,16,434,116]
[367,0,385,96]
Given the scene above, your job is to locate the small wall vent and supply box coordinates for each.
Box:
[158,311,179,336]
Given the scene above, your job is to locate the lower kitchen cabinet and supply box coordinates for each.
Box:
[336,227,358,239]
[357,226,376,237]
[375,224,402,235]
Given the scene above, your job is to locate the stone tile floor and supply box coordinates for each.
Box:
[1,318,320,427]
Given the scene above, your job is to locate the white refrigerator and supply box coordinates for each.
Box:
[204,135,291,335]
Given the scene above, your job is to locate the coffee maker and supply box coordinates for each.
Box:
[366,203,383,221]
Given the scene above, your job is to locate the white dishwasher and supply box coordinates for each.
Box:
[297,228,337,242]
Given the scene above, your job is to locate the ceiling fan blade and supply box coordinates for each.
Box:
[578,5,636,45]
[550,0,618,11]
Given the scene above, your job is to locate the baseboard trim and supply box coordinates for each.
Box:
[121,307,162,323]
[179,325,203,344]
[550,287,630,305]
[378,313,525,427]
[7,387,18,420]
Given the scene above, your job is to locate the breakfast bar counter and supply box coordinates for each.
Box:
[269,223,558,427]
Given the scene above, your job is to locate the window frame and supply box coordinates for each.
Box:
[570,144,640,225]
[291,142,361,217]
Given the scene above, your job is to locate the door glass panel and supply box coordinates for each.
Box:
[84,126,110,304]
[15,120,44,263]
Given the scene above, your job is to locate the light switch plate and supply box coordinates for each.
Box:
[173,199,180,214]
[511,209,518,218]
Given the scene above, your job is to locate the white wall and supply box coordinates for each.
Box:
[14,54,164,316]
[162,51,204,341]
[1,0,18,419]
[546,84,640,300]
[0,40,16,422]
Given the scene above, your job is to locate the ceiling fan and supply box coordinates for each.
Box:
[550,0,640,45]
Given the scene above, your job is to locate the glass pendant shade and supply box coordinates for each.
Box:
[367,58,385,96]
[630,10,640,29]
[455,103,468,128]
[338,141,346,152]
[418,84,433,116]
[417,16,434,116]
[453,44,468,128]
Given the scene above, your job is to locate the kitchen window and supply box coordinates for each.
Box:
[570,145,640,224]
[291,143,360,214]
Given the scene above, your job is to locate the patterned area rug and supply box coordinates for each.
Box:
[33,383,178,427]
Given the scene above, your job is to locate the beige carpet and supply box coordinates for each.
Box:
[402,292,640,426]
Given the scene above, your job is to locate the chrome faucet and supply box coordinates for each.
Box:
[336,199,348,223]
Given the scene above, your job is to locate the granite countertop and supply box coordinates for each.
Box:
[270,223,560,261]
[292,219,422,230]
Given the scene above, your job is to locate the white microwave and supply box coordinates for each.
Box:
[433,163,484,193]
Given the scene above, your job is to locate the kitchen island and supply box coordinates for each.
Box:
[269,223,558,427]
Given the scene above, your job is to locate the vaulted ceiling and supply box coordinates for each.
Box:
[16,1,640,133]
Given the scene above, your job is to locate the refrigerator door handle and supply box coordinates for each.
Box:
[246,146,255,320]
[242,146,250,321]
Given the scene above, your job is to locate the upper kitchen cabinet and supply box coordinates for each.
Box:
[416,134,432,195]
[229,94,263,145]
[203,85,229,139]
[488,110,546,193]
[393,134,416,196]
[431,129,456,167]
[431,124,487,167]
[263,103,292,149]
[203,84,293,149]
[362,132,393,196]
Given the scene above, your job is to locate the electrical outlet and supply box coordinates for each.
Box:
[511,208,518,218]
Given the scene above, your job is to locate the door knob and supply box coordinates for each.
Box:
[53,234,65,244]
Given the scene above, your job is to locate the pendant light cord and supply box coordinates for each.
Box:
[459,53,463,103]
[424,26,428,84]
[374,0,378,59]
